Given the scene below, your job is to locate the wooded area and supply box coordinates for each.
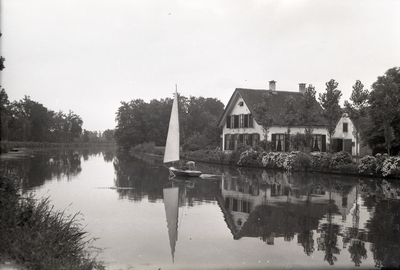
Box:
[114,94,224,150]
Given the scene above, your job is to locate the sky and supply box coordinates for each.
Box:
[1,0,399,131]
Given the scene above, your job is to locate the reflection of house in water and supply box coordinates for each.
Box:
[218,171,358,245]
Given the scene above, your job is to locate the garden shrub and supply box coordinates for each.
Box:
[375,153,389,175]
[358,155,377,175]
[292,151,311,172]
[237,148,263,167]
[382,156,400,177]
[310,152,331,171]
[330,151,354,169]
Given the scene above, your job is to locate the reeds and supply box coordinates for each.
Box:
[0,174,105,270]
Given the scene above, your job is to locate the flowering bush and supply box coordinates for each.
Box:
[375,153,389,175]
[262,152,280,167]
[237,148,263,167]
[382,156,400,177]
[330,151,354,169]
[310,152,331,170]
[358,155,377,175]
[260,151,299,171]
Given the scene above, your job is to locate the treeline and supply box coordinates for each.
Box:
[115,94,224,150]
[0,88,114,144]
[0,90,83,143]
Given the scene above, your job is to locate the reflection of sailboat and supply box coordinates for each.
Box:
[163,86,202,178]
[163,183,180,263]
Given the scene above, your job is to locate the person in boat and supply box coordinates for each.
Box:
[178,160,197,171]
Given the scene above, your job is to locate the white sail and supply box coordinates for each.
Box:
[163,186,179,263]
[163,88,180,164]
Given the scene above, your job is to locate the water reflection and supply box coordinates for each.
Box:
[218,168,400,268]
[1,148,116,192]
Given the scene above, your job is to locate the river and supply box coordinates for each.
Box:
[1,148,399,269]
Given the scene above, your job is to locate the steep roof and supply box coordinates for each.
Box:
[218,88,326,127]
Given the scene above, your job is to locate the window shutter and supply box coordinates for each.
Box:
[271,134,276,151]
[234,115,239,128]
[226,116,231,128]
[322,135,326,152]
[244,114,248,127]
[249,114,253,128]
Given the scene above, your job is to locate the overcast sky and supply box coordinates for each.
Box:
[1,0,399,131]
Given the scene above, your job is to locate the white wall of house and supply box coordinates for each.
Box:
[331,114,358,156]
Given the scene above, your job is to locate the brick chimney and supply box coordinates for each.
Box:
[299,83,306,94]
[269,80,276,91]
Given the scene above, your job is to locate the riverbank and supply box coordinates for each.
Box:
[0,173,105,270]
[0,141,116,154]
[131,142,400,179]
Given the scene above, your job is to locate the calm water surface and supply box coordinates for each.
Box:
[1,149,400,270]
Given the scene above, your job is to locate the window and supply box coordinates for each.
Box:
[312,134,327,152]
[252,133,259,147]
[225,134,235,150]
[239,114,244,128]
[343,122,348,132]
[272,134,285,152]
[312,135,322,152]
[227,114,253,129]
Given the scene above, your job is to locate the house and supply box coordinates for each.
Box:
[217,81,328,152]
[331,113,371,156]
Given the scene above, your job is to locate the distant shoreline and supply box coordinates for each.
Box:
[0,140,116,154]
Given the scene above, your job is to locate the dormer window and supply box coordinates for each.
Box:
[238,101,244,106]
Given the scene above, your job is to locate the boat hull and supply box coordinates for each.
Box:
[169,167,202,177]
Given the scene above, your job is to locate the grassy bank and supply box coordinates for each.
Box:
[0,173,105,270]
[0,140,116,154]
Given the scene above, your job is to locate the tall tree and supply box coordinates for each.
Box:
[253,92,274,141]
[367,67,400,155]
[344,80,369,157]
[282,95,298,150]
[65,110,83,143]
[319,79,342,151]
[298,84,318,150]
[0,87,10,140]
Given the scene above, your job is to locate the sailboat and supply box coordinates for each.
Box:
[163,86,202,178]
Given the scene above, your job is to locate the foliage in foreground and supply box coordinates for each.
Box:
[0,174,105,270]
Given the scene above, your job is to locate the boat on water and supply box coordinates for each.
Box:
[163,86,202,178]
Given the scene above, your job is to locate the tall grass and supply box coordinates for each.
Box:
[0,173,105,270]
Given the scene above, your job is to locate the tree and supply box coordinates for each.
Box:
[319,79,342,152]
[83,129,90,143]
[114,99,147,149]
[344,80,369,157]
[0,87,10,140]
[298,84,318,150]
[253,92,274,141]
[367,67,400,155]
[282,95,298,150]
[102,129,114,142]
[65,110,83,143]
